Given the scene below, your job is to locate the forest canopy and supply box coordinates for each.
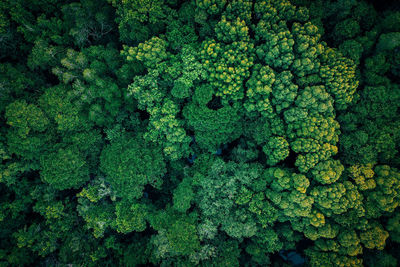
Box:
[1,0,400,266]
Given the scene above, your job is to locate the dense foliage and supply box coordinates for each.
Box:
[1,0,400,266]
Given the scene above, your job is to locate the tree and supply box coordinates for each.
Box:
[40,146,89,190]
[100,134,166,200]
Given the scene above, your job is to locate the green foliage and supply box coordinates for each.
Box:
[244,64,275,117]
[166,20,198,50]
[305,248,363,267]
[200,39,254,101]
[77,197,115,238]
[61,0,115,47]
[215,16,249,43]
[39,85,88,132]
[4,100,51,161]
[339,83,400,166]
[364,251,397,267]
[52,45,125,127]
[100,134,166,200]
[114,200,148,233]
[110,0,170,43]
[122,36,167,67]
[124,42,195,160]
[196,0,227,15]
[184,85,244,152]
[40,146,90,190]
[173,177,194,213]
[265,168,313,220]
[319,47,359,110]
[311,181,363,217]
[339,39,363,65]
[195,159,260,239]
[170,46,205,99]
[365,165,400,218]
[387,213,400,243]
[348,164,376,191]
[0,63,45,112]
[360,224,389,250]
[334,18,361,41]
[148,209,200,261]
[2,0,400,266]
[145,99,192,160]
[311,160,344,184]
[122,237,151,266]
[262,136,290,166]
